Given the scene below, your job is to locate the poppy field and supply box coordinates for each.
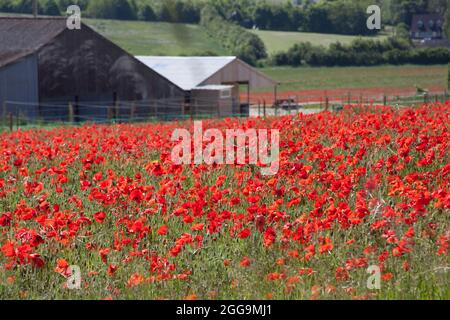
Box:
[0,103,448,300]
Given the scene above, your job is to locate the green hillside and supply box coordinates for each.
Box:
[252,29,390,54]
[86,18,228,56]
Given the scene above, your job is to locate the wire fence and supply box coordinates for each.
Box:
[1,91,449,131]
[249,90,450,116]
[0,96,251,131]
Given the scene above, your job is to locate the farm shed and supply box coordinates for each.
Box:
[136,56,278,117]
[0,17,184,122]
[410,14,444,40]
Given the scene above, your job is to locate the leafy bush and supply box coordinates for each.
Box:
[269,37,450,67]
[86,0,136,20]
[200,5,267,65]
[448,64,450,91]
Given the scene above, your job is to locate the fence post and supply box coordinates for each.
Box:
[263,100,266,118]
[130,102,136,122]
[424,93,428,104]
[2,101,6,127]
[8,112,13,131]
[383,95,387,106]
[115,99,119,122]
[347,92,351,105]
[68,103,74,123]
[325,97,329,111]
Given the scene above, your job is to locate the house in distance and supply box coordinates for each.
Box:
[410,14,444,40]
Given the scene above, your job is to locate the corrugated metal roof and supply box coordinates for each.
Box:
[0,17,67,68]
[136,56,236,91]
[193,85,234,90]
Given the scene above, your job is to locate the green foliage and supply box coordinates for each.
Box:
[200,4,267,65]
[388,0,428,26]
[38,0,59,16]
[448,63,450,90]
[1,0,382,35]
[270,37,450,67]
[0,0,88,14]
[86,0,136,20]
[395,23,411,39]
[445,6,450,38]
[305,0,378,36]
[138,4,156,22]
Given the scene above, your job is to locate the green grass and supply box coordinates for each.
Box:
[252,30,390,54]
[260,65,448,91]
[86,19,229,56]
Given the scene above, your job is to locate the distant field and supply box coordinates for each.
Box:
[86,19,229,56]
[252,30,390,54]
[259,65,448,91]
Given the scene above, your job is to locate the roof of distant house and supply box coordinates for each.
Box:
[0,17,68,68]
[410,14,444,33]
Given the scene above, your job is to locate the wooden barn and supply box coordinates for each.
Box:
[0,17,184,122]
[136,56,278,117]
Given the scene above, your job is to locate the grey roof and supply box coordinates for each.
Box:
[193,84,234,91]
[136,56,239,90]
[0,17,68,68]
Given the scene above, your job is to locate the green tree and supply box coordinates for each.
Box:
[448,64,450,91]
[39,0,60,15]
[395,23,411,39]
[445,6,450,38]
[139,5,156,21]
[86,0,136,20]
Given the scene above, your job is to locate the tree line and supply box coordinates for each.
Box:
[200,4,266,66]
[1,0,449,36]
[269,37,450,67]
[1,0,449,67]
[0,0,200,22]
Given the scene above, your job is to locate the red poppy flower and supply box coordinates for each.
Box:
[94,211,106,224]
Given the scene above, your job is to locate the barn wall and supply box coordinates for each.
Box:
[202,60,276,89]
[37,26,185,121]
[191,89,235,117]
[0,55,39,120]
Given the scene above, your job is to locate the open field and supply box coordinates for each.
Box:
[248,65,449,103]
[0,104,449,300]
[252,30,390,54]
[261,65,448,91]
[86,19,228,56]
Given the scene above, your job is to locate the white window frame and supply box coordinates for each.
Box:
[220,88,232,99]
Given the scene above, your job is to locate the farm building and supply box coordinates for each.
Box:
[0,17,184,122]
[0,17,277,122]
[410,14,444,40]
[136,56,278,117]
